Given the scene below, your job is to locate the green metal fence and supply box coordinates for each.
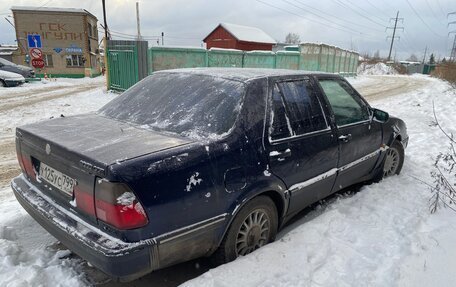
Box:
[106,40,148,91]
[108,42,359,91]
[149,46,207,72]
[275,51,300,70]
[243,51,276,68]
[207,48,244,67]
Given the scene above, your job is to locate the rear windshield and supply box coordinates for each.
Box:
[99,73,245,140]
[0,58,14,65]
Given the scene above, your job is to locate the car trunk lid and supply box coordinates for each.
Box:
[15,113,192,224]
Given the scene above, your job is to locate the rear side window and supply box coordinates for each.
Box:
[270,79,328,141]
[319,79,370,126]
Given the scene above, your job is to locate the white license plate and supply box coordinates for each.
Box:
[39,163,76,196]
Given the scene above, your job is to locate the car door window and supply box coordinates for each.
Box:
[319,79,370,126]
[270,85,292,140]
[270,80,328,141]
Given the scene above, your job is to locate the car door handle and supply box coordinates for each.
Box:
[269,148,292,160]
[338,134,352,142]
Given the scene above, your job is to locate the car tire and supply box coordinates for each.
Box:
[382,140,404,177]
[213,196,278,265]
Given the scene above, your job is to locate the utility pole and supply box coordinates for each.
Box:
[102,0,109,40]
[136,2,141,40]
[422,46,427,63]
[449,12,456,62]
[387,11,404,62]
[450,35,456,62]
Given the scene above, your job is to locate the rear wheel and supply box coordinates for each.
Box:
[213,196,278,264]
[383,141,404,177]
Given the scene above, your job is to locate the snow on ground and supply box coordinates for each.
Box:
[0,77,103,97]
[0,77,115,286]
[0,77,111,141]
[182,75,456,287]
[1,74,456,286]
[357,62,398,75]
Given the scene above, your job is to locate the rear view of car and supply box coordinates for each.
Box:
[0,57,35,80]
[0,70,25,87]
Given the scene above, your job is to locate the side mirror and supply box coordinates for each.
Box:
[372,108,389,123]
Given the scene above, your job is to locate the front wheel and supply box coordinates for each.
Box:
[213,196,278,264]
[383,141,404,177]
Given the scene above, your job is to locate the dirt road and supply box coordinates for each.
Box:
[353,75,431,101]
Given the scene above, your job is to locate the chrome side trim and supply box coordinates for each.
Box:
[337,119,370,128]
[289,168,338,192]
[270,127,332,144]
[289,146,387,193]
[339,148,382,172]
[155,213,228,244]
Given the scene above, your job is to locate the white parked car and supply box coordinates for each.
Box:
[0,70,25,87]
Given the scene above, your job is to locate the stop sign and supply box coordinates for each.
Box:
[31,58,45,69]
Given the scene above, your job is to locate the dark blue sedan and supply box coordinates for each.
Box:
[11,68,408,281]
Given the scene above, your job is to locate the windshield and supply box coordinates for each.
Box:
[99,72,245,140]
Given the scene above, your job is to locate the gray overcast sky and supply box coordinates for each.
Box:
[1,0,455,60]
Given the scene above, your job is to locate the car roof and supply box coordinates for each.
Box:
[155,68,337,82]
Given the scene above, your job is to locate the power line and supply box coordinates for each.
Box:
[291,0,384,33]
[256,0,377,39]
[280,0,377,36]
[404,0,444,38]
[344,0,388,24]
[365,0,391,19]
[330,0,387,28]
[435,0,448,18]
[424,0,447,26]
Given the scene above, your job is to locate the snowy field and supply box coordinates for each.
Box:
[0,74,455,286]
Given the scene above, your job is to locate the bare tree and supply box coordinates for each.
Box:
[407,54,419,62]
[373,50,380,60]
[284,33,300,44]
[429,53,436,64]
[429,103,456,213]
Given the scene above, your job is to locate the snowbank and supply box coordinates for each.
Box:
[357,62,398,75]
[0,78,115,286]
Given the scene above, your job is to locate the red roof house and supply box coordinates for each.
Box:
[203,23,277,51]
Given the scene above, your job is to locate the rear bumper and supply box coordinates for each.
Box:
[5,79,25,87]
[11,175,154,282]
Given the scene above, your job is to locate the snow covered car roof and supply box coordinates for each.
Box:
[0,70,25,81]
[155,68,332,82]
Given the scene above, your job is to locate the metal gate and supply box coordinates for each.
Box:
[106,40,148,91]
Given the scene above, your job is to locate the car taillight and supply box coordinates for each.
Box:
[94,179,148,230]
[74,185,96,216]
[17,152,35,179]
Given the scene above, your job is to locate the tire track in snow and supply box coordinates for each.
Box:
[0,83,101,112]
[0,139,19,189]
[353,75,431,102]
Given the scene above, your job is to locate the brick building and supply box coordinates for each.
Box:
[203,23,277,51]
[11,6,101,78]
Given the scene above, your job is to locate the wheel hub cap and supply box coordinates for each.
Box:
[384,147,399,177]
[235,209,270,256]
